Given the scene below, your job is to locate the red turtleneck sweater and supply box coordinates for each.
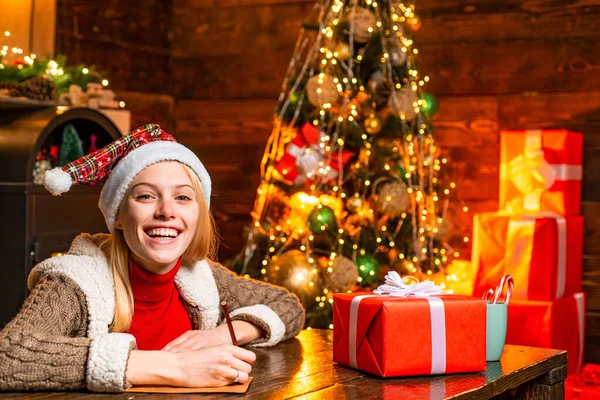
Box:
[127,258,192,350]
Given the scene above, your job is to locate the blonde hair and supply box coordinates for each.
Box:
[109,163,217,332]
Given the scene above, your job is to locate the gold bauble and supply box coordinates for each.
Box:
[388,87,418,121]
[325,255,359,292]
[364,114,382,135]
[335,42,352,62]
[376,181,411,219]
[346,195,365,213]
[267,250,319,307]
[343,7,377,44]
[306,74,339,108]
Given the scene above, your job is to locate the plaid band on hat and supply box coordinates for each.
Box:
[64,124,175,185]
[43,124,175,195]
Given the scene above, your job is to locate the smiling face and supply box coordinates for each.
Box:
[114,161,200,274]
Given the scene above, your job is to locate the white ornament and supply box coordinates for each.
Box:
[376,180,410,218]
[388,87,418,121]
[344,7,377,44]
[296,147,323,178]
[306,74,339,108]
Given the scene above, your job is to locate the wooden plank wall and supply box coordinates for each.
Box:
[55,0,175,131]
[172,0,600,363]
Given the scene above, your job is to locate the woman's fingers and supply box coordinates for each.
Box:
[231,345,257,364]
[232,369,250,384]
[162,331,194,351]
[228,356,252,374]
[168,340,194,353]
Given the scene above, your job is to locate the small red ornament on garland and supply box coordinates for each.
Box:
[408,15,422,31]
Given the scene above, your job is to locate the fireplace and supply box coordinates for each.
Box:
[0,106,121,327]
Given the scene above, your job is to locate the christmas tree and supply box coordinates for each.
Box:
[233,0,457,328]
[60,124,85,166]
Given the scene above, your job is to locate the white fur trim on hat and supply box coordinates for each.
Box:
[99,141,211,232]
[43,167,73,195]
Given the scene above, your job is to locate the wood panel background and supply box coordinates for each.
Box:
[57,0,600,364]
[55,0,175,130]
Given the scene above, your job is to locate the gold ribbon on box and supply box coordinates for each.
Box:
[500,130,582,215]
[501,130,555,213]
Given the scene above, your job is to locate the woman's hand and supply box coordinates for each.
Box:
[162,326,229,352]
[126,345,256,388]
[172,344,255,387]
[162,321,264,352]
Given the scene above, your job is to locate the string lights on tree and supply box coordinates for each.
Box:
[231,0,470,328]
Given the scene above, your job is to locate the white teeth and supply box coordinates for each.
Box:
[146,228,179,238]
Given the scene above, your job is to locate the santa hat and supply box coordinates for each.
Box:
[43,124,211,233]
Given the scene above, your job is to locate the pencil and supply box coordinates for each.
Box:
[221,301,238,346]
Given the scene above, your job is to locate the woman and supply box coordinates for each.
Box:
[0,124,305,392]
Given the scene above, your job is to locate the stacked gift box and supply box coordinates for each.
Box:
[565,363,600,399]
[471,129,586,375]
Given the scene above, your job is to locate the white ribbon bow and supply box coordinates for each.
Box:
[373,271,444,297]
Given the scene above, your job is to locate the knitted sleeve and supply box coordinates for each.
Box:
[0,273,137,393]
[208,261,305,347]
[0,274,91,391]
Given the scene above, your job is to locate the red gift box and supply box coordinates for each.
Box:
[472,212,583,301]
[333,293,486,377]
[566,364,600,400]
[506,292,586,375]
[500,129,582,216]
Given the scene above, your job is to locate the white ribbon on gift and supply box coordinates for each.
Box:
[348,273,447,374]
[505,211,566,299]
[574,292,585,373]
[500,130,582,213]
[373,272,444,297]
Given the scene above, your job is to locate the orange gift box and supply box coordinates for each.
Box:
[472,212,583,301]
[500,130,582,216]
[506,292,586,375]
[333,293,486,377]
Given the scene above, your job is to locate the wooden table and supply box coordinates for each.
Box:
[1,329,567,399]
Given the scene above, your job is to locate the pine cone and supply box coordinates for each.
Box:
[0,81,23,97]
[23,77,56,101]
[8,88,23,97]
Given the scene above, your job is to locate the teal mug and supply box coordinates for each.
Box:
[486,301,508,361]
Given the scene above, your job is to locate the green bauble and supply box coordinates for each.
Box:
[421,92,439,117]
[307,205,337,234]
[356,253,379,285]
[289,91,301,106]
[397,165,407,178]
